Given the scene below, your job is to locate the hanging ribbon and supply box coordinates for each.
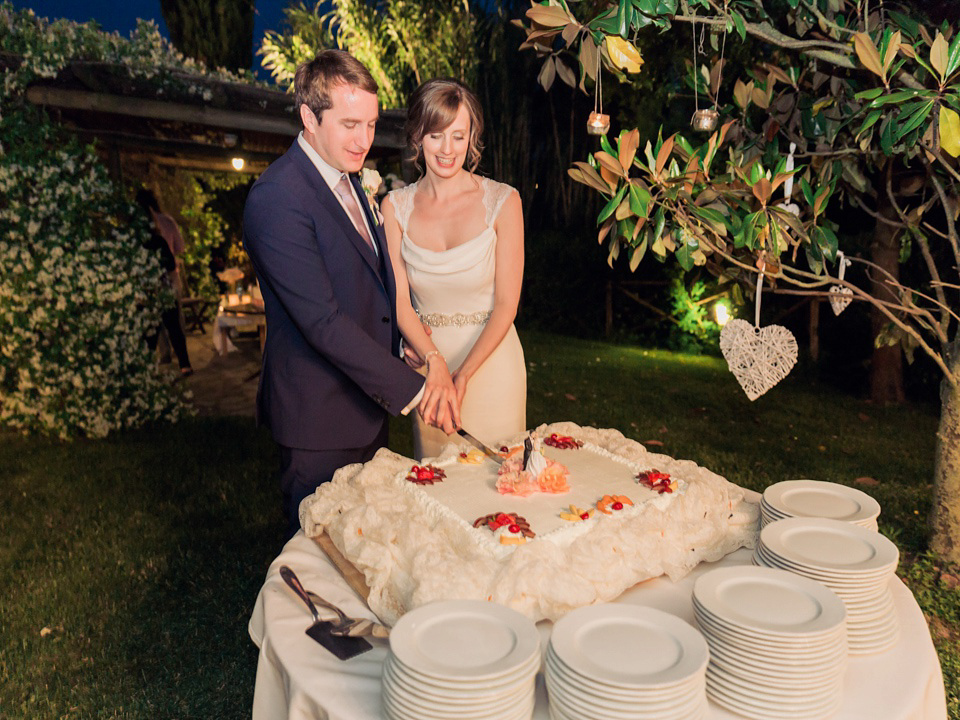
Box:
[754,272,764,328]
[829,251,854,315]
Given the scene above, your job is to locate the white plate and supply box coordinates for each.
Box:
[544,650,703,703]
[761,518,899,576]
[705,639,846,683]
[389,599,540,681]
[386,650,540,693]
[763,480,881,524]
[544,653,704,707]
[549,605,708,689]
[706,677,843,719]
[762,506,878,533]
[692,595,846,646]
[549,697,706,720]
[754,542,896,583]
[694,566,847,639]
[383,661,533,709]
[382,689,534,720]
[545,642,704,697]
[707,661,844,700]
[545,673,705,720]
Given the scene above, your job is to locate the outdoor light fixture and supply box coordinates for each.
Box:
[231,157,245,171]
[714,300,731,327]
[691,108,719,132]
[587,112,610,135]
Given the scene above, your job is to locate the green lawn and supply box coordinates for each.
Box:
[1,329,957,718]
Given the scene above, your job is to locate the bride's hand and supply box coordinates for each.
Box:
[418,355,461,432]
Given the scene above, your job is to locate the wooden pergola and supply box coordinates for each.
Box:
[5,55,405,178]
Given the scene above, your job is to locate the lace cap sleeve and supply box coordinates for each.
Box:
[387,184,416,234]
[484,179,518,227]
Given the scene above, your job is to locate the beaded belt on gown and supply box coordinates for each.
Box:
[416,309,491,328]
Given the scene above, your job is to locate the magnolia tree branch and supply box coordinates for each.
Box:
[883,168,950,320]
[669,14,856,67]
[673,203,957,382]
[925,162,960,270]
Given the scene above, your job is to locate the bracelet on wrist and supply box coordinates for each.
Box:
[424,350,444,368]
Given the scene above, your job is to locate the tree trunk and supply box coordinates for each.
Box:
[930,350,960,567]
[869,202,906,403]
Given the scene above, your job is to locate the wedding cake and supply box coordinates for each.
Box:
[301,422,758,625]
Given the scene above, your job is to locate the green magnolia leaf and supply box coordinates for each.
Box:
[855,87,885,101]
[868,90,924,107]
[598,185,629,223]
[768,218,781,255]
[629,183,651,217]
[799,178,815,207]
[817,225,839,263]
[590,9,622,36]
[616,0,630,38]
[888,10,919,39]
[600,133,616,156]
[652,207,666,244]
[730,11,746,41]
[676,243,694,271]
[947,32,960,77]
[900,232,913,263]
[880,116,895,155]
[857,109,883,138]
[805,242,824,276]
[895,101,933,142]
[692,206,728,235]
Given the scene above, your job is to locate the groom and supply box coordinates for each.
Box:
[243,50,457,537]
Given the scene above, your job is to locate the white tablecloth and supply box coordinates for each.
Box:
[249,532,947,720]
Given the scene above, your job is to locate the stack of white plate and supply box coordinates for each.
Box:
[761,479,881,531]
[693,565,848,720]
[545,605,709,720]
[755,516,900,655]
[382,599,540,720]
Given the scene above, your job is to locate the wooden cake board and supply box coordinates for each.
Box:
[311,532,371,602]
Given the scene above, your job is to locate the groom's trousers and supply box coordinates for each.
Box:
[279,422,389,540]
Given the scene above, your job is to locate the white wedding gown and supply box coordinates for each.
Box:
[389,177,527,460]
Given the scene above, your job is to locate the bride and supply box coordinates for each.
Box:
[382,78,526,460]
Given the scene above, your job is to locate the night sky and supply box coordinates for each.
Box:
[9,0,291,76]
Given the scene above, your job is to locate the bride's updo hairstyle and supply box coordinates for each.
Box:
[405,78,484,175]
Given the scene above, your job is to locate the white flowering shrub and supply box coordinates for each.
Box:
[0,109,188,438]
[0,4,251,437]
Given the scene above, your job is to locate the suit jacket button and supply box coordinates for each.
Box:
[381,316,390,323]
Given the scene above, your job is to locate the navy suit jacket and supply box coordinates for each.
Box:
[243,141,423,451]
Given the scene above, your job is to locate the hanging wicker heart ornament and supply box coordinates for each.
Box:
[720,319,799,401]
[829,285,852,315]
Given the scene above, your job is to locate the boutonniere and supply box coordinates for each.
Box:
[360,167,384,226]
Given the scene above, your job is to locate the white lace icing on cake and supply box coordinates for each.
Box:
[301,422,759,625]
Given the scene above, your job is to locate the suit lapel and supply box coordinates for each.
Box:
[350,174,388,261]
[290,144,382,281]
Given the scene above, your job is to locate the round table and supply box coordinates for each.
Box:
[248,532,947,720]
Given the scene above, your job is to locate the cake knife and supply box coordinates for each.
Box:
[456,428,504,464]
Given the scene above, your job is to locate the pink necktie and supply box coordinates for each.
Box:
[334,174,374,251]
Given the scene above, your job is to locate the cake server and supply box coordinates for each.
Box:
[279,565,372,660]
[457,428,504,464]
[306,591,390,639]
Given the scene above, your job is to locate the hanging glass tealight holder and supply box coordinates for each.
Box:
[691,108,719,132]
[587,111,611,135]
